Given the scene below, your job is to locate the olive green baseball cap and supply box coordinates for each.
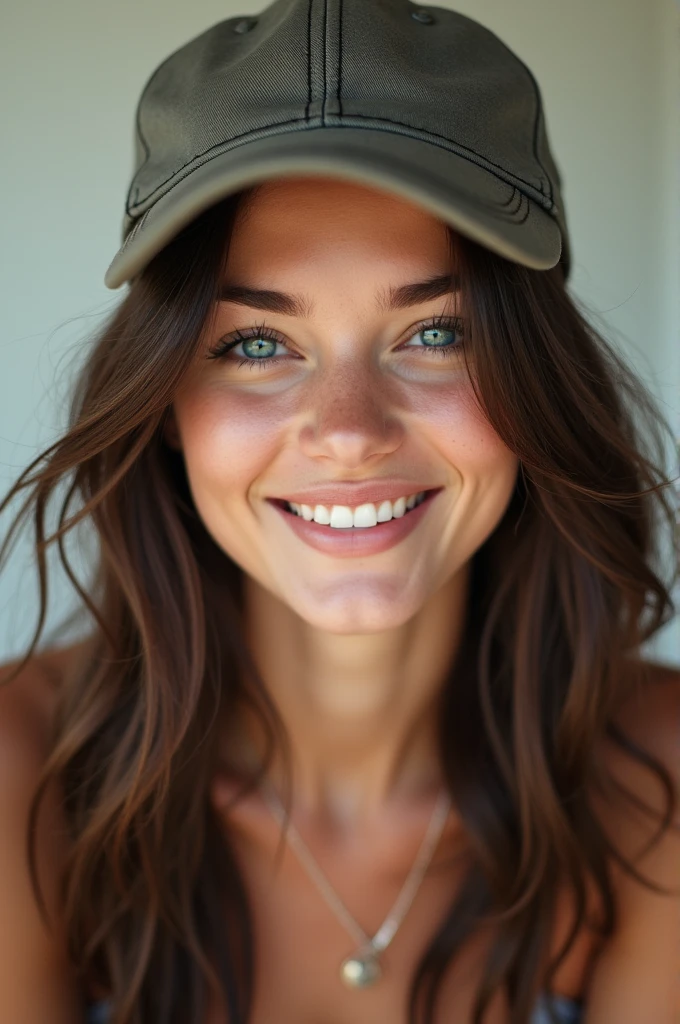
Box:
[104,0,571,289]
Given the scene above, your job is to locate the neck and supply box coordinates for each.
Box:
[218,566,470,828]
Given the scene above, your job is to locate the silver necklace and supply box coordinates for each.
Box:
[259,776,452,989]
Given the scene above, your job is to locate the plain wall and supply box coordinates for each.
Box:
[1,0,678,664]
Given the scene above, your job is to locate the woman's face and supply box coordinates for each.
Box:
[168,176,518,633]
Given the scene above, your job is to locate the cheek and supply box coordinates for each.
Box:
[170,385,293,575]
[174,385,290,494]
[411,384,519,572]
[408,376,516,476]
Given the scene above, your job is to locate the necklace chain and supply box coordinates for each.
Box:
[259,776,452,956]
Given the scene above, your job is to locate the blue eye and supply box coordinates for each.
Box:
[402,315,466,356]
[207,322,287,369]
[237,335,279,360]
[207,314,466,368]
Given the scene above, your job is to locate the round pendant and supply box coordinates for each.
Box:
[340,951,382,988]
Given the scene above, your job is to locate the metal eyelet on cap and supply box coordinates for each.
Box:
[410,8,435,24]
[233,17,257,34]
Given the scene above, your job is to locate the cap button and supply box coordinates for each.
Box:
[233,16,257,34]
[410,8,435,24]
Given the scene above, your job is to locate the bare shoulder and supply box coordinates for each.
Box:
[615,657,680,758]
[604,658,680,845]
[0,640,91,1023]
[585,658,680,1022]
[0,637,94,790]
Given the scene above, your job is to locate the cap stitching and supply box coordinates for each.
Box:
[338,0,343,117]
[116,208,151,256]
[113,178,533,283]
[126,16,280,212]
[332,116,553,204]
[498,186,524,216]
[512,191,531,226]
[124,155,532,269]
[129,128,543,224]
[127,116,557,218]
[322,0,327,124]
[125,33,195,214]
[305,0,312,120]
[484,187,529,224]
[521,61,554,204]
[125,9,554,215]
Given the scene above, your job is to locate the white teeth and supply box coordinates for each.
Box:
[329,505,354,529]
[353,502,378,528]
[376,500,393,522]
[287,491,428,528]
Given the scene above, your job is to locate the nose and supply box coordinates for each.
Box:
[297,360,404,469]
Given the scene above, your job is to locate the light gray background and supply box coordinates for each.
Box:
[1,0,678,665]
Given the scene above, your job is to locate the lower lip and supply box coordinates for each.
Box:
[267,490,441,558]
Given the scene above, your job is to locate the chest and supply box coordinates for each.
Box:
[203,818,601,1024]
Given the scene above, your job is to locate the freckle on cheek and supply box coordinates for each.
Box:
[187,395,289,478]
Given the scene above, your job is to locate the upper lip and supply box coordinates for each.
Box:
[269,480,441,508]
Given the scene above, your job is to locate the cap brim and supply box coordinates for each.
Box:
[104,126,563,289]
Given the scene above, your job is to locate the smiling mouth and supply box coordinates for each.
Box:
[270,489,436,530]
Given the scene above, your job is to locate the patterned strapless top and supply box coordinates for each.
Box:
[85,990,583,1023]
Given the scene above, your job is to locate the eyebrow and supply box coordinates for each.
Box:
[218,273,458,317]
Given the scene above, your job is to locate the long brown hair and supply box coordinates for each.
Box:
[1,184,678,1024]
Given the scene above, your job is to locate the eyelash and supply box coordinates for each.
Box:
[207,314,466,370]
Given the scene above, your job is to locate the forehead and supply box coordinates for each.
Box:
[226,176,454,275]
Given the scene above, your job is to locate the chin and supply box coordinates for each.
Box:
[289,584,424,635]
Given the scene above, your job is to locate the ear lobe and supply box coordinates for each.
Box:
[163,408,182,451]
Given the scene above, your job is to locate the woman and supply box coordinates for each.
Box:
[0,3,678,1023]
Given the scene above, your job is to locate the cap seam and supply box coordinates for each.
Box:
[111,179,533,283]
[127,129,543,226]
[306,0,313,120]
[127,118,557,218]
[338,0,343,118]
[499,188,526,220]
[108,2,569,285]
[519,59,554,204]
[129,14,287,210]
[127,2,551,212]
[125,27,206,212]
[123,153,532,270]
[117,208,151,253]
[322,0,328,124]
